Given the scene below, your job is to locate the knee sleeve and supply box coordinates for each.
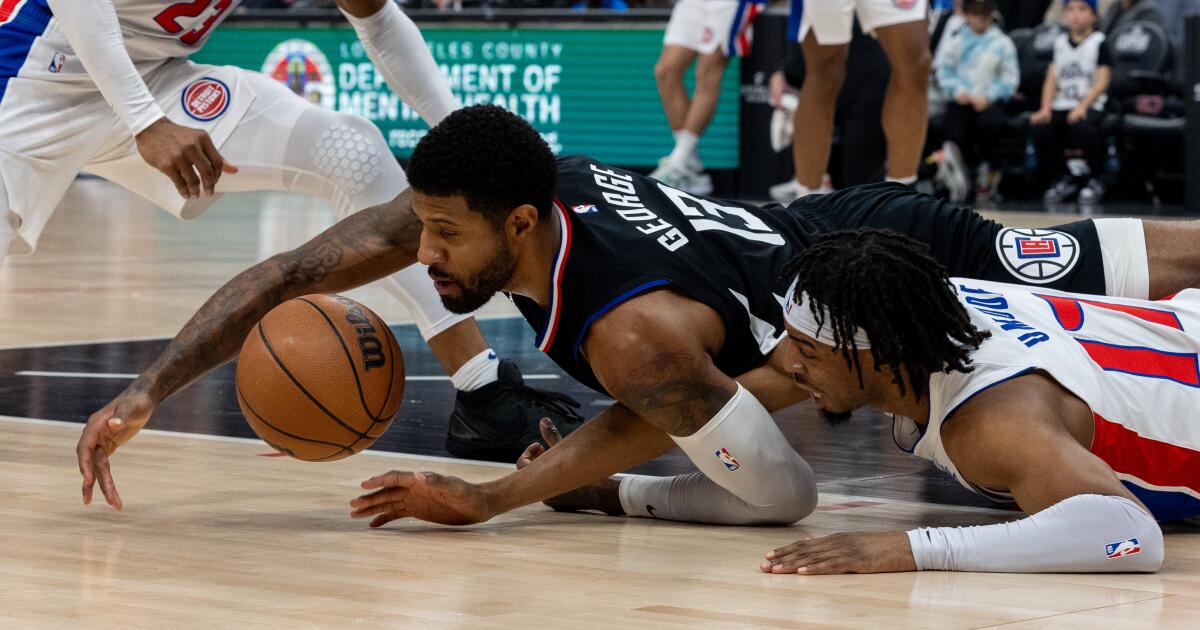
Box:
[281,108,407,217]
[619,385,817,526]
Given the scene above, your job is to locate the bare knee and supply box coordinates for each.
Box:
[800,47,849,97]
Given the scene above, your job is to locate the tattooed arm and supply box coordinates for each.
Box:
[77,190,422,509]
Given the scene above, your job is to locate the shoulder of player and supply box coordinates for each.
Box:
[939,372,1074,490]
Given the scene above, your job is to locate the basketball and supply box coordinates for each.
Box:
[234,294,405,461]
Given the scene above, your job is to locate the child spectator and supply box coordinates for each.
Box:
[933,0,1019,201]
[1031,0,1112,204]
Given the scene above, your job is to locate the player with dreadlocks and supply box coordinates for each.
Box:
[766,228,1200,575]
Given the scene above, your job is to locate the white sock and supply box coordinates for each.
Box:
[450,348,500,392]
[669,130,700,167]
[886,175,918,185]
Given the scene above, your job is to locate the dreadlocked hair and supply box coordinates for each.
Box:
[777,228,990,399]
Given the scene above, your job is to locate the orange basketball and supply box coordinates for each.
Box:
[235,294,405,461]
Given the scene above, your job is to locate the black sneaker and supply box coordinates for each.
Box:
[1043,176,1080,203]
[446,360,585,462]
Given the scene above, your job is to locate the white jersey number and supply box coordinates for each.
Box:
[658,184,785,246]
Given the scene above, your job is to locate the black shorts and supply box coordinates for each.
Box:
[796,182,1107,295]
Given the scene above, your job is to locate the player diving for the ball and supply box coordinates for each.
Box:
[4,0,585,468]
[748,228,1199,574]
[79,107,1200,547]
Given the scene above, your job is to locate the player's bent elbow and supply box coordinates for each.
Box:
[748,458,818,526]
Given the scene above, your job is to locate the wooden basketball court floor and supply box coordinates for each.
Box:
[2,178,1198,628]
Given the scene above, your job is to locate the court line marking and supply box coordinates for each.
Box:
[13,370,560,381]
[0,415,516,469]
[0,314,528,350]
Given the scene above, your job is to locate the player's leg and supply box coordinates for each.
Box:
[792,34,851,191]
[870,8,932,184]
[653,3,704,192]
[656,48,698,133]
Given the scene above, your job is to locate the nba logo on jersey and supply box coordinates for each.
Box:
[1015,238,1060,259]
[572,204,598,214]
[182,78,231,122]
[48,51,65,74]
[1105,538,1142,559]
[715,448,741,471]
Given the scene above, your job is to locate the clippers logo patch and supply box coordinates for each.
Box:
[995,227,1079,285]
[181,78,230,122]
[1106,538,1142,559]
[715,447,741,471]
[572,204,598,214]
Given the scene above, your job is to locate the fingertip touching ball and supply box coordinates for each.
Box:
[235,294,405,461]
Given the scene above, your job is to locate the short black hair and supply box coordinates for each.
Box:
[407,105,557,226]
[778,229,990,399]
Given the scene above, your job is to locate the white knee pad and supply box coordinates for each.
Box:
[619,384,817,526]
[282,108,406,217]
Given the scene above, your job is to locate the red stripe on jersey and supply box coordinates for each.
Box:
[1078,340,1200,387]
[1037,294,1183,331]
[1,0,25,23]
[1091,412,1200,495]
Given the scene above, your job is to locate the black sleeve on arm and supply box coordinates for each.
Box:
[1097,40,1113,67]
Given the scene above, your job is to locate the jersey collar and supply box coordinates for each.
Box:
[535,200,573,353]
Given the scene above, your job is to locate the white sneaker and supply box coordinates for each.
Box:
[938,141,970,203]
[769,179,812,203]
[650,156,713,195]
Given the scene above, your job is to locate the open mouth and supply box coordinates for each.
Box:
[791,372,826,404]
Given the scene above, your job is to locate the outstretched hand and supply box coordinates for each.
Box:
[76,391,156,510]
[350,470,496,527]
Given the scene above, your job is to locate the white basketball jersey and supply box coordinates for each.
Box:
[893,278,1200,521]
[44,0,243,65]
[1051,31,1108,111]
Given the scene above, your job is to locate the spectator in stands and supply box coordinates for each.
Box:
[1031,0,1113,204]
[1044,0,1116,24]
[1100,0,1165,36]
[933,0,1019,202]
[648,0,750,194]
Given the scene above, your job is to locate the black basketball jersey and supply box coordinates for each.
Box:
[510,156,824,394]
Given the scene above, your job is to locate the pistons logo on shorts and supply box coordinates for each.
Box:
[995,227,1080,285]
[702,27,714,44]
[181,78,231,122]
[894,0,917,8]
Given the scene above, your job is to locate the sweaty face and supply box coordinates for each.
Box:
[782,325,872,423]
[412,192,519,314]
